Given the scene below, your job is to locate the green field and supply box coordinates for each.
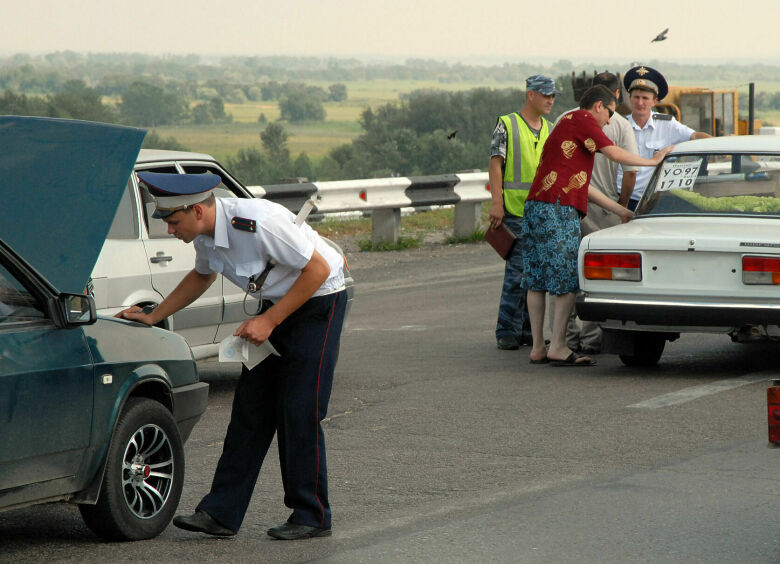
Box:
[150,78,780,161]
[152,79,502,162]
[153,119,361,163]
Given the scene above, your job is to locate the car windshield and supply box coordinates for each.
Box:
[636,152,780,218]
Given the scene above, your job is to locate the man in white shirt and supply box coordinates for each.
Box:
[618,65,711,210]
[119,172,346,541]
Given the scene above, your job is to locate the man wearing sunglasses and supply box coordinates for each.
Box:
[520,85,673,367]
[553,72,641,355]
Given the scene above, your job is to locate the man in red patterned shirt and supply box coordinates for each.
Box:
[522,85,672,366]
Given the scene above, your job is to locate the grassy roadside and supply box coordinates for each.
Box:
[311,202,492,253]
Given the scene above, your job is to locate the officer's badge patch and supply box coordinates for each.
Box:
[231,216,257,232]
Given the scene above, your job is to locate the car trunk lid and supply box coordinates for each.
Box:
[582,216,780,298]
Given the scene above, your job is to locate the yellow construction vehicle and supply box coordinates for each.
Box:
[655,85,759,136]
[570,71,759,136]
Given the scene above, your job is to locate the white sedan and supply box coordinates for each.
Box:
[576,135,780,366]
[93,149,353,360]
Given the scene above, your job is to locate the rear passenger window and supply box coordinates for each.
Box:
[136,165,178,239]
[106,182,139,240]
[179,163,247,199]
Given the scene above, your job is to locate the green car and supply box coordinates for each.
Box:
[0,116,208,540]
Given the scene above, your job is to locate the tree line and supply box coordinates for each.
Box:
[0,78,345,127]
[4,51,780,86]
[228,84,578,184]
[4,50,780,184]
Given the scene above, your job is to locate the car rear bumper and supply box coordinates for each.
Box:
[576,294,780,328]
[171,381,209,443]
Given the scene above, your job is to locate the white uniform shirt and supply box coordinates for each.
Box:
[194,198,345,301]
[618,113,694,201]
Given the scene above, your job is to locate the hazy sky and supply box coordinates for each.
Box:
[3,0,779,64]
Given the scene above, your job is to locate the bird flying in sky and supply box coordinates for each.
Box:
[651,28,669,42]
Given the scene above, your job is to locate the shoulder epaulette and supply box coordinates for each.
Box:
[652,113,673,121]
[230,216,256,232]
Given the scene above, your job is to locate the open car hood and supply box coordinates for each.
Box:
[0,116,145,294]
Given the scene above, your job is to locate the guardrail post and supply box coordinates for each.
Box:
[372,208,401,245]
[453,201,482,238]
[452,172,489,239]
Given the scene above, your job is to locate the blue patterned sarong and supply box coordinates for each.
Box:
[520,200,580,295]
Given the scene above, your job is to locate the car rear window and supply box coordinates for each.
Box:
[637,152,780,217]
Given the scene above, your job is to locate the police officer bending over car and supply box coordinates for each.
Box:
[118,172,347,540]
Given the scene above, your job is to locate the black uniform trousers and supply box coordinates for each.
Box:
[197,290,347,532]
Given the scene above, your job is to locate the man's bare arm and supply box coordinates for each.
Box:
[618,171,637,208]
[117,269,217,325]
[234,249,331,346]
[589,185,633,223]
[601,144,673,167]
[488,155,505,228]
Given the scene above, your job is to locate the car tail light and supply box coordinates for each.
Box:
[743,256,780,285]
[768,383,780,444]
[583,252,642,281]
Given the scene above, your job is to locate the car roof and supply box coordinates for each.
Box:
[671,134,780,154]
[1,116,144,294]
[137,148,215,164]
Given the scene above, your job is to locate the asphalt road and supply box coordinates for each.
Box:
[2,242,780,563]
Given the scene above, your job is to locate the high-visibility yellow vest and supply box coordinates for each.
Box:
[498,113,550,216]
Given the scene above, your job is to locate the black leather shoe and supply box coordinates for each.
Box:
[518,332,533,346]
[496,336,519,350]
[267,521,332,540]
[172,510,236,537]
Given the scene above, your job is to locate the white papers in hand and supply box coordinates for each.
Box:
[218,335,280,369]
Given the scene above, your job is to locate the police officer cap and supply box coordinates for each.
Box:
[623,65,668,101]
[138,171,222,218]
[526,75,561,96]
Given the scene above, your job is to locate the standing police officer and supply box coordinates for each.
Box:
[489,75,559,350]
[118,172,347,540]
[618,65,711,210]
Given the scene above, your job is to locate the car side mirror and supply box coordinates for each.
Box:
[58,293,97,326]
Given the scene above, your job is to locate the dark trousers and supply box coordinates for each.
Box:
[197,290,347,532]
[495,214,531,343]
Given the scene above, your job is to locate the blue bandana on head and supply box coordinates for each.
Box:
[526,75,561,96]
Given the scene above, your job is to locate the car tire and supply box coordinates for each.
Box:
[79,398,184,541]
[619,332,666,367]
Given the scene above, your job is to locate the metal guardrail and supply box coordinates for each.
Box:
[247,172,491,244]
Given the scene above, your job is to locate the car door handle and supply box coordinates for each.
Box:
[150,253,173,263]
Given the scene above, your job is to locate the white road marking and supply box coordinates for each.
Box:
[628,374,772,409]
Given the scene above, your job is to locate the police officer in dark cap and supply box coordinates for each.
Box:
[117,172,347,540]
[618,65,711,210]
